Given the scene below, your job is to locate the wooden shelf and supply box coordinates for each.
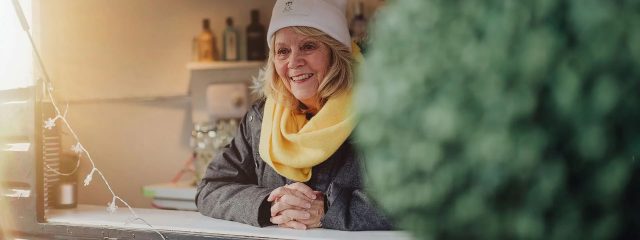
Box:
[187,61,265,71]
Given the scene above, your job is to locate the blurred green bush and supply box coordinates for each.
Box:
[354,0,640,239]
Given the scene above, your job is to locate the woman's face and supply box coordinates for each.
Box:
[273,27,330,108]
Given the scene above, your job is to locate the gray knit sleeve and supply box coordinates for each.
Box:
[321,153,394,231]
[195,107,275,227]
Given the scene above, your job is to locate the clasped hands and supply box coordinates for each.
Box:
[267,182,325,230]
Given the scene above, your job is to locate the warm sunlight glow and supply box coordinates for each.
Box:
[0,0,33,90]
[1,1,32,238]
[3,143,31,152]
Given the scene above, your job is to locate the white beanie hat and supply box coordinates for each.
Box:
[267,0,351,51]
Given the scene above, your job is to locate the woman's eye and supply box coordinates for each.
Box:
[301,42,318,51]
[276,48,290,55]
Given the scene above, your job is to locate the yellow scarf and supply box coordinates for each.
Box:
[258,91,355,182]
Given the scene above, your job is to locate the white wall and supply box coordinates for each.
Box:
[64,98,193,208]
[39,0,276,208]
[40,0,277,100]
[38,0,384,209]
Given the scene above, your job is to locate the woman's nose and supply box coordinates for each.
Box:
[287,51,304,69]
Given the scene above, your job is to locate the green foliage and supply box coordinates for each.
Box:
[354,0,640,239]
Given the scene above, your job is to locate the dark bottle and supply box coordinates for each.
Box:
[223,17,239,61]
[246,10,266,61]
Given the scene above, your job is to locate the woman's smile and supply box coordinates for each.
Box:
[290,73,314,83]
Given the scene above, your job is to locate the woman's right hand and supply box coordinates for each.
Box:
[267,182,319,229]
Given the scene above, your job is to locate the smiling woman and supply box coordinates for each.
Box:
[195,0,392,231]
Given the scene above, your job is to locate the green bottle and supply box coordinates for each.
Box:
[223,17,239,61]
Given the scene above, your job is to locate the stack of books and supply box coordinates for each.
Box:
[142,181,197,211]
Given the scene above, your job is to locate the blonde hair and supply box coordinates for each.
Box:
[262,26,354,111]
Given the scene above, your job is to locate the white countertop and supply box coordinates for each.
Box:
[48,205,411,240]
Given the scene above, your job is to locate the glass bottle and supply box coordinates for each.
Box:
[223,17,239,61]
[246,10,266,61]
[197,18,219,62]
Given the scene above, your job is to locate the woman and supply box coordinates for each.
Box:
[196,0,391,231]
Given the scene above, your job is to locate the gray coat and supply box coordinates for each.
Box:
[195,99,392,231]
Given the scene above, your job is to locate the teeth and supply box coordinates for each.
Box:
[291,73,313,82]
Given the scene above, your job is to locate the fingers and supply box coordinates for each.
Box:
[284,182,317,200]
[280,193,312,209]
[267,187,284,202]
[270,209,310,224]
[307,221,323,229]
[272,197,326,230]
[279,220,307,230]
[274,214,322,230]
[269,184,326,232]
[267,186,313,203]
[267,183,321,219]
[271,195,311,216]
